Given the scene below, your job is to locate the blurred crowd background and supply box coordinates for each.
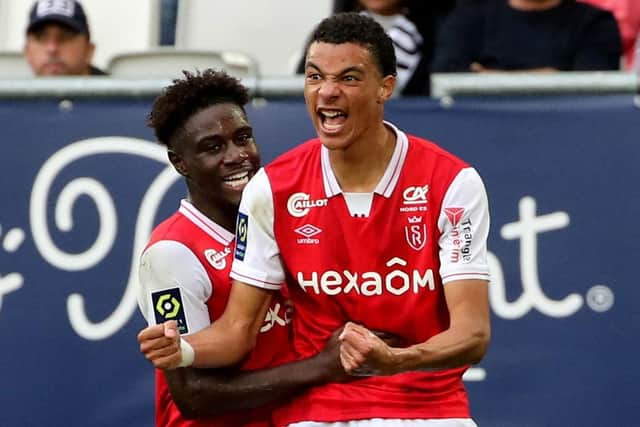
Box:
[1,0,637,96]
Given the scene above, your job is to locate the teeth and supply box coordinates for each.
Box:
[223,172,250,188]
[321,110,344,118]
[224,172,248,181]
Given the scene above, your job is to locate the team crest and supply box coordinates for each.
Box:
[404,216,427,251]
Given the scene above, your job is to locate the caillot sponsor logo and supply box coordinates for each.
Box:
[204,247,231,270]
[287,192,328,217]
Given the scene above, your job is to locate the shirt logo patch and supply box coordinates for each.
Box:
[400,185,429,212]
[235,212,248,260]
[287,192,328,217]
[445,207,465,227]
[405,215,427,251]
[294,224,322,244]
[204,247,231,270]
[259,302,291,333]
[403,185,429,205]
[152,288,188,334]
[445,208,474,263]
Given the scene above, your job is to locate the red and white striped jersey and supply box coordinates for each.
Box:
[138,199,291,427]
[231,122,490,425]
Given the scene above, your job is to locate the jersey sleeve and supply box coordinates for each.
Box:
[230,168,284,290]
[437,167,491,284]
[137,240,213,335]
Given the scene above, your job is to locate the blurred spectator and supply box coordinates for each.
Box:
[24,0,107,76]
[432,0,622,73]
[299,0,456,95]
[160,0,178,45]
[579,0,640,69]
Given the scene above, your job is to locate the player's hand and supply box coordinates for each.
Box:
[315,327,351,382]
[137,320,182,369]
[338,322,398,376]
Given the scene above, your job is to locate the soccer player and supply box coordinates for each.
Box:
[137,69,352,427]
[140,13,491,427]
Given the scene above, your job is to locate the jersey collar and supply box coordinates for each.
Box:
[321,121,408,198]
[178,199,234,245]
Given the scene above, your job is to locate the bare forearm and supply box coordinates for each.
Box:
[185,283,273,368]
[185,323,256,368]
[391,325,490,373]
[167,352,340,418]
[389,279,491,373]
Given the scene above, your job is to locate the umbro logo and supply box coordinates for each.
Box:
[294,224,322,244]
[294,224,322,238]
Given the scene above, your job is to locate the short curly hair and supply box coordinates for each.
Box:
[147,69,250,148]
[305,12,397,78]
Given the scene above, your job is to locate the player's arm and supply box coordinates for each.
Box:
[164,329,347,418]
[139,280,273,369]
[339,279,489,375]
[340,167,491,374]
[187,280,273,368]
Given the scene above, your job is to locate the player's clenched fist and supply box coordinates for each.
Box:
[137,320,182,369]
[338,322,397,376]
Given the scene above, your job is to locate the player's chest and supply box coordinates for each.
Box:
[276,185,437,259]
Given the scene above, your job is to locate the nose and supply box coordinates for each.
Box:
[223,144,249,164]
[318,78,340,100]
[44,37,61,54]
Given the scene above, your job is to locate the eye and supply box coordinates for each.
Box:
[306,72,322,81]
[206,142,223,153]
[237,132,254,144]
[343,75,359,82]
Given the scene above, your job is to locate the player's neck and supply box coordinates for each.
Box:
[188,194,237,233]
[329,124,395,193]
[509,0,562,11]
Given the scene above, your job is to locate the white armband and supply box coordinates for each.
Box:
[178,338,195,368]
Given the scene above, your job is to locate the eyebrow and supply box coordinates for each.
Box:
[195,125,253,144]
[305,61,365,76]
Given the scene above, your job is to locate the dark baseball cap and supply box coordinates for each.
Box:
[27,0,90,37]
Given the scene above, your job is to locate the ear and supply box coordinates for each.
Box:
[168,150,188,178]
[378,75,396,103]
[85,40,95,64]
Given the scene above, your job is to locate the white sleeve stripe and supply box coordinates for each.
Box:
[442,272,490,279]
[442,273,490,285]
[229,271,281,290]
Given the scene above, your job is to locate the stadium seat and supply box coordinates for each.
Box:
[175,0,332,76]
[0,51,31,77]
[0,0,160,70]
[107,48,259,80]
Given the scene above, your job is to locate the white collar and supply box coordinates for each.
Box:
[321,121,408,198]
[178,199,234,245]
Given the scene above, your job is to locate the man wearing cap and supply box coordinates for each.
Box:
[24,0,107,76]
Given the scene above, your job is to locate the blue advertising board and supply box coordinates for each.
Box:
[0,95,637,426]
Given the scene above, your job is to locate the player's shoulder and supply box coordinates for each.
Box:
[146,211,188,246]
[146,209,218,253]
[407,133,469,169]
[267,138,321,170]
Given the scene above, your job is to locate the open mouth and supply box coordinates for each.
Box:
[318,109,347,134]
[222,171,251,189]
